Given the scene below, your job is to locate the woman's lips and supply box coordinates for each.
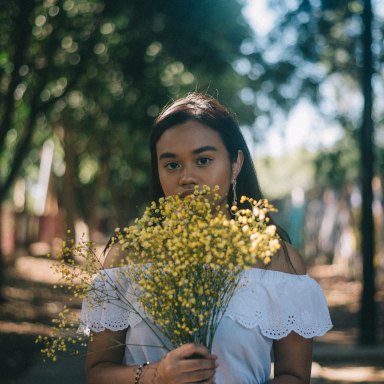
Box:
[179,190,194,198]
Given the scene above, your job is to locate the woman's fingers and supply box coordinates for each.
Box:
[177,367,216,383]
[178,355,218,372]
[176,343,215,360]
[156,344,218,383]
[169,343,218,373]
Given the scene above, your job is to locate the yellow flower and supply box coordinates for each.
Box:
[38,185,281,360]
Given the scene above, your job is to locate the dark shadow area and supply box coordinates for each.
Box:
[0,333,41,383]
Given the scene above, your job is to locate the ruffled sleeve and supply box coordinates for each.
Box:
[225,268,332,339]
[78,268,144,334]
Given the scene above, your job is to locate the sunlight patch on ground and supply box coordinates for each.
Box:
[0,320,51,336]
[13,256,95,285]
[318,365,384,382]
[315,329,357,345]
[309,264,361,309]
[14,257,63,284]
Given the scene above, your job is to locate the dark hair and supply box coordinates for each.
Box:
[149,92,290,242]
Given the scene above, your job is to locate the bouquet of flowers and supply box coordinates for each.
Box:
[37,185,281,359]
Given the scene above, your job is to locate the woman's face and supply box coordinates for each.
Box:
[156,120,243,209]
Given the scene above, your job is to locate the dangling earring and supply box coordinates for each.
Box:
[230,178,238,214]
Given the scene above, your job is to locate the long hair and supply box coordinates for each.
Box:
[149,92,290,242]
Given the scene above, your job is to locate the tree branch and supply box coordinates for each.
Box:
[0,0,35,152]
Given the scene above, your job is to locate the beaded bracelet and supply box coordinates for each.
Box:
[134,361,149,384]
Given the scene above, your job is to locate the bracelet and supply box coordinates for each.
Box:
[135,361,149,384]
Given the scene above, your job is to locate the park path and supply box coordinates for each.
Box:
[0,256,383,383]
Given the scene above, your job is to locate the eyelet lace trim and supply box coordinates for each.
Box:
[79,268,145,334]
[79,268,332,339]
[224,269,332,339]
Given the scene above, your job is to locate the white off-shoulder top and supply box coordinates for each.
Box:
[79,268,332,383]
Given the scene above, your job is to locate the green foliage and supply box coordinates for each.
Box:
[0,0,257,229]
[255,133,360,199]
[248,0,383,185]
[0,0,107,201]
[314,132,360,188]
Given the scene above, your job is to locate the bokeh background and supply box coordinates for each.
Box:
[0,0,383,382]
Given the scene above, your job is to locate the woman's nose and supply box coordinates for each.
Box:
[179,165,197,186]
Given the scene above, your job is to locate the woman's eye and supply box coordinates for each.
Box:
[197,157,212,166]
[165,162,180,170]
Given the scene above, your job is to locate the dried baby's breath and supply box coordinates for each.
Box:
[115,185,280,350]
[37,185,280,359]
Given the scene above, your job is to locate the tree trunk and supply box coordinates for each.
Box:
[359,0,376,345]
[0,209,5,302]
[61,126,77,262]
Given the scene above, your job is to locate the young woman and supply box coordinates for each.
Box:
[81,93,332,383]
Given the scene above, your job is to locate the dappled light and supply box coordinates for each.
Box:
[1,252,383,382]
[1,0,383,382]
[312,363,384,383]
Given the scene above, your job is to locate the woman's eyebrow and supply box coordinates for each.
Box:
[192,145,218,155]
[159,152,176,160]
[159,146,218,160]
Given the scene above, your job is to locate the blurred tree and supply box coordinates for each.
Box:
[0,0,116,297]
[0,0,102,200]
[0,0,257,298]
[249,0,382,345]
[242,0,383,182]
[314,131,360,187]
[359,0,376,345]
[42,0,257,229]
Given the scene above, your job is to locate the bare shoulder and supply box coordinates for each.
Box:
[267,241,307,275]
[102,241,125,269]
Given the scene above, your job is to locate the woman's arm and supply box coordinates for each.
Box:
[266,242,313,383]
[271,331,312,383]
[85,327,218,383]
[85,329,137,383]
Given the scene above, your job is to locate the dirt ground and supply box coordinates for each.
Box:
[308,264,384,383]
[0,253,383,383]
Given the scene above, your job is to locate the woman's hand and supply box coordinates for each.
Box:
[155,343,218,384]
